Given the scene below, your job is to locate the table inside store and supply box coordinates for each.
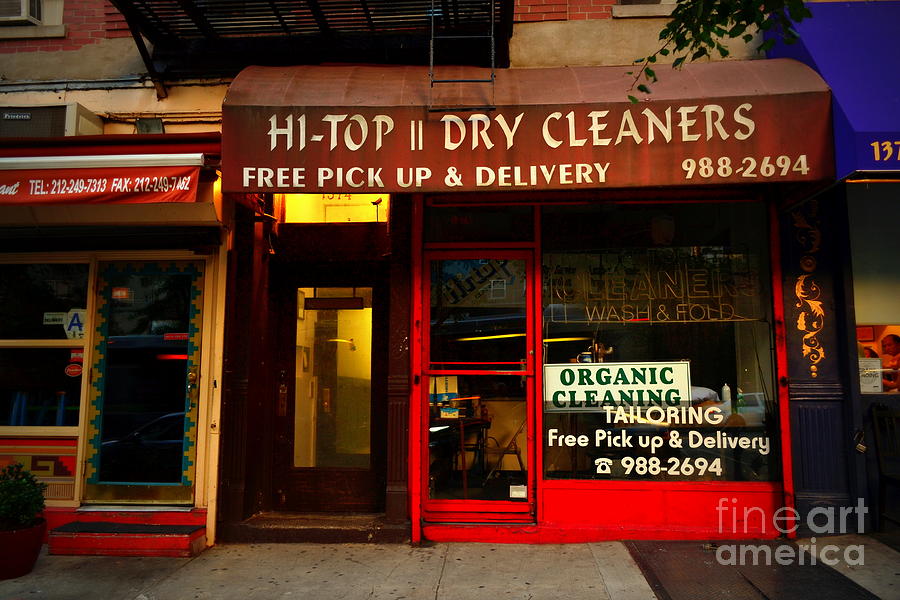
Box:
[429,417,491,499]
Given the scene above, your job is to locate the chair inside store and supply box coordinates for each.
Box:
[428,393,527,501]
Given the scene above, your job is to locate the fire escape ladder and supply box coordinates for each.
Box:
[428,0,496,112]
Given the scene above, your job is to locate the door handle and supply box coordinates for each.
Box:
[187,367,200,409]
[277,369,288,417]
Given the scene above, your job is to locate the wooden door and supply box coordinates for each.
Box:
[272,277,386,512]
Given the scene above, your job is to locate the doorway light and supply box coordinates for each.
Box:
[305,286,368,310]
[283,193,389,223]
[328,338,357,351]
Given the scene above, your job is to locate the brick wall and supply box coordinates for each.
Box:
[514,0,617,22]
[0,0,616,55]
[0,1,128,54]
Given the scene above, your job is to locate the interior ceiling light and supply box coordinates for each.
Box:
[456,333,526,342]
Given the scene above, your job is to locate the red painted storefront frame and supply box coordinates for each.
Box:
[421,248,537,523]
[219,61,832,543]
[410,193,797,543]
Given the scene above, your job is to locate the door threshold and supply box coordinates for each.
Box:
[220,511,409,543]
[77,505,194,512]
[254,511,383,523]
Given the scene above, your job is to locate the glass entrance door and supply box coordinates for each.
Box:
[293,288,372,471]
[84,261,205,504]
[273,286,381,512]
[424,252,535,520]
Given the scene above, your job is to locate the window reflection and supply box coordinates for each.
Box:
[0,349,81,427]
[96,268,196,484]
[430,259,527,370]
[0,264,88,340]
[0,262,88,429]
[541,203,779,482]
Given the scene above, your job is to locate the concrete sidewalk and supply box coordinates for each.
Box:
[0,542,656,600]
[1,536,898,600]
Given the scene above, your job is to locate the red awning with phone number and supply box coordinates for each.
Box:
[0,155,202,205]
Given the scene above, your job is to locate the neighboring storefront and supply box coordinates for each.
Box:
[222,58,837,541]
[0,133,231,554]
[769,1,900,531]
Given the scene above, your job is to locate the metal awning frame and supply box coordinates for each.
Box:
[107,0,514,84]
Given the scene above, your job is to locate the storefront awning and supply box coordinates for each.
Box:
[0,154,202,205]
[222,59,833,194]
[767,2,900,179]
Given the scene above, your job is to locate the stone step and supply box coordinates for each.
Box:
[220,512,408,543]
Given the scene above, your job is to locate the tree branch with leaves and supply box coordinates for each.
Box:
[628,0,813,102]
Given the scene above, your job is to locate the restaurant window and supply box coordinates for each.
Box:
[541,202,779,482]
[848,183,900,394]
[0,263,88,429]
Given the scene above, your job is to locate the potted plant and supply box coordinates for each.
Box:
[0,463,47,580]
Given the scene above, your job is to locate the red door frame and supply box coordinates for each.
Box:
[420,249,537,522]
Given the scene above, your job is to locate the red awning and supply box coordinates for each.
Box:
[222,59,833,193]
[0,154,202,205]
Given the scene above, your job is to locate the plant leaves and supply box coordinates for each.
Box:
[728,23,747,37]
[628,0,812,100]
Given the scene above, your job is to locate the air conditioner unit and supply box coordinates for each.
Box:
[0,103,103,138]
[0,0,42,25]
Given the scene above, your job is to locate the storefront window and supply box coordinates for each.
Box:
[541,203,779,482]
[0,263,88,428]
[0,348,82,427]
[848,183,900,394]
[0,263,88,339]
